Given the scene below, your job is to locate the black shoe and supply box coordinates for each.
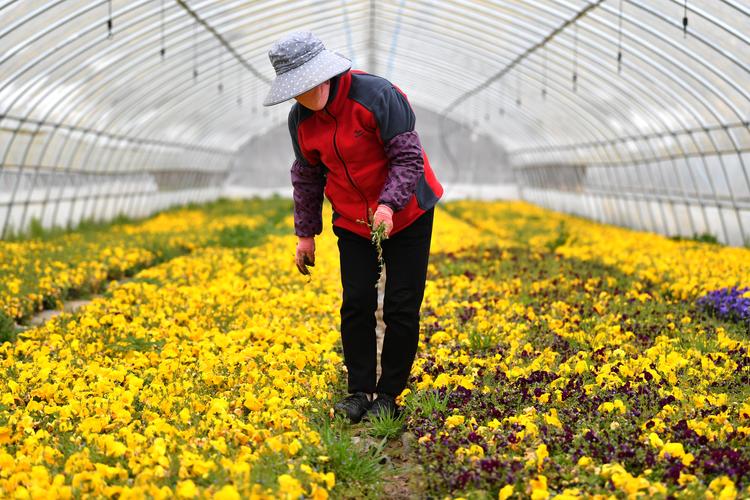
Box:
[333,392,371,423]
[364,393,400,421]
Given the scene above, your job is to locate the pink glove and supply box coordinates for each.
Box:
[295,236,315,275]
[372,204,394,237]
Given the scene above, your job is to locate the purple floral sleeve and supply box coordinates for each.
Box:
[290,158,326,237]
[378,130,424,211]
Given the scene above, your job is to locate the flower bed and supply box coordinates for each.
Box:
[698,287,750,328]
[0,215,343,498]
[0,198,290,323]
[405,201,750,498]
[1,199,749,498]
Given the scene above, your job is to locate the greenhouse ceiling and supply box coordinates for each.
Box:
[2,1,748,154]
[0,0,749,242]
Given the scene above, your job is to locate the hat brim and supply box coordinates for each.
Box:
[263,50,352,106]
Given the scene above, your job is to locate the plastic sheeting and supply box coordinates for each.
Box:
[0,1,748,242]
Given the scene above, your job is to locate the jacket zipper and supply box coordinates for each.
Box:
[324,107,370,224]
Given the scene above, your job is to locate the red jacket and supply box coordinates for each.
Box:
[289,69,443,239]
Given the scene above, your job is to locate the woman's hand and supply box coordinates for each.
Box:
[295,236,316,275]
[373,204,394,237]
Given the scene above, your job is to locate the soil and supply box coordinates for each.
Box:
[380,434,427,499]
[350,426,426,499]
[28,299,93,327]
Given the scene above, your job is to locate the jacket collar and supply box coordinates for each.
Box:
[323,70,351,115]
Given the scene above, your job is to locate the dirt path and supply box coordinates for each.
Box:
[380,432,426,499]
[26,299,93,327]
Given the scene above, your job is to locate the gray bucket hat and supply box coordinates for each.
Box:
[263,31,352,106]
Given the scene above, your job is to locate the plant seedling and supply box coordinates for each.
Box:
[357,208,389,286]
[368,411,404,440]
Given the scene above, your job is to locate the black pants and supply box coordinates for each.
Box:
[333,207,434,397]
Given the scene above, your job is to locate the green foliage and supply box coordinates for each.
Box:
[405,390,449,418]
[545,220,569,251]
[693,232,719,244]
[0,310,17,343]
[215,224,266,248]
[104,334,166,353]
[669,232,720,245]
[317,418,385,490]
[249,451,290,489]
[5,197,293,242]
[298,407,386,498]
[466,328,499,352]
[6,213,136,242]
[209,197,292,249]
[367,411,405,440]
[28,217,45,239]
[371,219,388,270]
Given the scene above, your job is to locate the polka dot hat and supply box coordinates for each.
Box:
[263,31,352,106]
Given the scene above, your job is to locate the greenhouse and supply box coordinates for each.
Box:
[1,0,749,498]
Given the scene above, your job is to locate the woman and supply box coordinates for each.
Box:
[264,31,443,423]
